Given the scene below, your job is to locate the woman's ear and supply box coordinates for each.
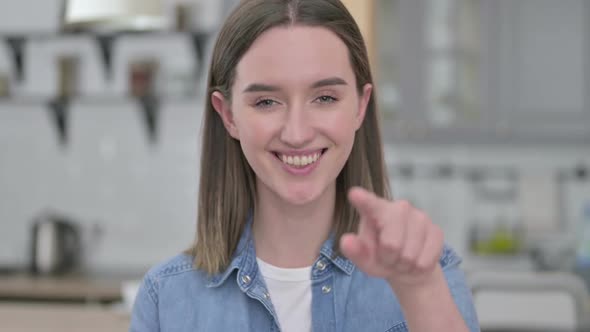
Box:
[211,91,240,140]
[355,83,373,130]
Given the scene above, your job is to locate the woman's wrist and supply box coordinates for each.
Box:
[387,266,469,332]
[387,265,446,303]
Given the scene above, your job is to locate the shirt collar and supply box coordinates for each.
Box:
[319,233,355,276]
[206,215,356,287]
[206,217,256,288]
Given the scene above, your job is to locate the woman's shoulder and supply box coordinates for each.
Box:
[131,253,202,330]
[144,252,197,281]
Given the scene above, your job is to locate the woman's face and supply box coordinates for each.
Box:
[213,25,372,206]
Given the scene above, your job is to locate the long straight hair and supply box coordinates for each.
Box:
[189,0,390,275]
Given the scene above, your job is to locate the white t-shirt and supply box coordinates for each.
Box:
[256,258,313,332]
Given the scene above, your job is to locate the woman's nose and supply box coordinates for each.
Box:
[279,105,314,147]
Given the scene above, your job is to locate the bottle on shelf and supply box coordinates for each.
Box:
[575,199,590,290]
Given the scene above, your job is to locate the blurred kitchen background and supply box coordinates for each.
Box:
[0,0,589,331]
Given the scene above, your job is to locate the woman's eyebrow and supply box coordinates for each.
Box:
[311,77,348,88]
[243,83,279,93]
[242,77,348,94]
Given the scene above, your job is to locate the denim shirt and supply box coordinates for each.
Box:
[130,222,480,332]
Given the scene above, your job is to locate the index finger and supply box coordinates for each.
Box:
[347,187,388,226]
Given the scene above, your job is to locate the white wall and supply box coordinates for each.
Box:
[0,99,203,274]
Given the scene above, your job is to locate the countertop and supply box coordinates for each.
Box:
[0,273,125,303]
[0,303,130,332]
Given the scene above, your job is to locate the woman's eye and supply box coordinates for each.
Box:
[315,95,337,104]
[255,99,278,109]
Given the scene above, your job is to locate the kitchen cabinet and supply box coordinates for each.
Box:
[469,270,590,331]
[376,0,590,145]
[377,0,487,142]
[492,0,590,142]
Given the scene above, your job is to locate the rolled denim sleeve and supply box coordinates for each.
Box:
[129,274,160,332]
[441,246,481,332]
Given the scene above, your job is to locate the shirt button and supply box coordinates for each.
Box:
[316,260,327,271]
[322,285,332,294]
[241,275,251,285]
[263,292,270,299]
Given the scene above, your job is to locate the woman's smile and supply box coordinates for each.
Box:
[272,148,328,176]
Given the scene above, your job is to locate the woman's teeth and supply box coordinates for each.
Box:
[279,152,321,167]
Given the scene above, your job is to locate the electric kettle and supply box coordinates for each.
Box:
[30,211,81,275]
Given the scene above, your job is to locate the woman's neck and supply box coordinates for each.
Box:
[252,182,335,268]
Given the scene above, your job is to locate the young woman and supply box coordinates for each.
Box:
[130,0,479,331]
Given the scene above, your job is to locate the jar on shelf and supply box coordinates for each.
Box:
[0,72,9,97]
[128,59,159,97]
[57,56,79,98]
[175,3,193,32]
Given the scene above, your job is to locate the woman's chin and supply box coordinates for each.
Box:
[278,187,323,206]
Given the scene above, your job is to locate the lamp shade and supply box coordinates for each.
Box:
[64,0,165,31]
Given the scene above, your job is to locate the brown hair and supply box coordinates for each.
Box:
[188,0,390,275]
